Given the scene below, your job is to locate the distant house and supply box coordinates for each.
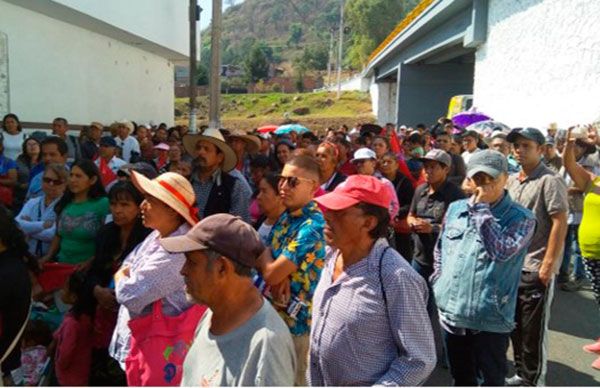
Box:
[0,0,189,126]
[364,0,600,128]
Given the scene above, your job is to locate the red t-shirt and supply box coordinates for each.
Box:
[54,312,93,386]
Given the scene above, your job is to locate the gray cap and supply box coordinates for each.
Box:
[419,149,452,167]
[467,150,508,179]
[507,127,546,145]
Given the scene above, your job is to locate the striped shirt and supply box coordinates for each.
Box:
[308,238,436,386]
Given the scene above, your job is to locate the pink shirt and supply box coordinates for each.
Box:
[54,313,93,386]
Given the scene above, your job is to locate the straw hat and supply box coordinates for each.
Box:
[182,127,238,172]
[131,171,199,226]
[228,129,261,154]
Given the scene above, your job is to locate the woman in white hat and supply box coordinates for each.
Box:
[109,171,199,382]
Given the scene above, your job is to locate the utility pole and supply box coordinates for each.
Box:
[188,0,199,133]
[327,27,335,89]
[208,0,223,130]
[336,0,344,99]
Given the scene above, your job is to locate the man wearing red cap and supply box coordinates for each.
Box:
[308,175,436,386]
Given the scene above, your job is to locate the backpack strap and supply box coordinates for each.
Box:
[0,301,31,366]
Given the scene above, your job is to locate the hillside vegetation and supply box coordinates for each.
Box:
[175,91,374,132]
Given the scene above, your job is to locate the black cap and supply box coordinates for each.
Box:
[100,136,117,147]
[507,127,546,145]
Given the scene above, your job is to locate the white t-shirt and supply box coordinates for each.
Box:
[3,131,26,160]
[114,136,140,163]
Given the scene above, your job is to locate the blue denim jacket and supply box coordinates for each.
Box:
[432,193,535,333]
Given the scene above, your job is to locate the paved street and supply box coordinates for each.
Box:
[426,282,600,386]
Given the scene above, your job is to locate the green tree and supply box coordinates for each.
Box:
[287,23,303,48]
[243,43,270,83]
[345,0,419,68]
[196,63,209,86]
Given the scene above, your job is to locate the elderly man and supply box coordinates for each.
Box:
[81,121,103,160]
[308,175,436,386]
[432,150,536,386]
[114,120,140,163]
[183,128,252,223]
[161,214,296,386]
[256,155,326,386]
[52,117,80,162]
[505,127,568,386]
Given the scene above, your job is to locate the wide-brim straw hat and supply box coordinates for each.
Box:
[131,170,199,226]
[228,129,261,154]
[182,127,238,172]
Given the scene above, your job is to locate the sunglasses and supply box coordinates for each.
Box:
[278,175,314,189]
[42,177,65,186]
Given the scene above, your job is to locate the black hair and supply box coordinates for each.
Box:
[262,172,280,193]
[249,154,271,169]
[55,159,106,215]
[275,140,295,151]
[356,135,370,146]
[23,320,53,347]
[407,132,424,146]
[19,137,42,166]
[2,113,22,132]
[41,136,68,156]
[66,271,96,318]
[356,202,390,239]
[301,132,319,142]
[53,117,68,126]
[109,181,143,205]
[0,205,37,271]
[416,123,427,130]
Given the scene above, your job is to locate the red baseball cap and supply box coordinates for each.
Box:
[315,175,392,211]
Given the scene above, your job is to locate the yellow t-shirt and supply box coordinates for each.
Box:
[579,177,600,259]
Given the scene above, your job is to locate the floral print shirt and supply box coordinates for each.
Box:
[268,201,326,336]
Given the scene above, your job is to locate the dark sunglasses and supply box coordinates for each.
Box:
[278,175,314,189]
[42,177,64,186]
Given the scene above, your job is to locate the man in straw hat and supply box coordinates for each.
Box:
[183,128,252,223]
[227,129,261,187]
[114,119,140,163]
[161,214,296,386]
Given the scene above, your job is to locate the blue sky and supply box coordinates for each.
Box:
[198,0,242,30]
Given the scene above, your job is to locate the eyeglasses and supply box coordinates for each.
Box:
[278,175,314,189]
[42,177,65,186]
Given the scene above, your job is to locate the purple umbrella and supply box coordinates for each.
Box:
[452,111,491,128]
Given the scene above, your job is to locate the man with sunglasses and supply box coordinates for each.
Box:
[432,150,536,386]
[256,155,326,386]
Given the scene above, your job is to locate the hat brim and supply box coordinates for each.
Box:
[230,134,261,154]
[315,192,360,211]
[160,234,208,253]
[350,157,376,163]
[130,171,198,226]
[467,166,502,179]
[506,131,545,145]
[182,134,238,172]
[418,156,450,167]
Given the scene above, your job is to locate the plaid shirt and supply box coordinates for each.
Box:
[309,239,436,386]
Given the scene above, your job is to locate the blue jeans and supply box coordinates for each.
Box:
[411,260,435,316]
[443,328,510,386]
[559,224,585,280]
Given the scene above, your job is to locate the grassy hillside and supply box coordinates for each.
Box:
[175,91,375,132]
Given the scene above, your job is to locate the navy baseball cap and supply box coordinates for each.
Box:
[100,136,117,147]
[507,127,546,145]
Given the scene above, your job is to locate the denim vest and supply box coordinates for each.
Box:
[433,193,534,333]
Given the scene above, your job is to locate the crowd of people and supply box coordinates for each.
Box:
[0,112,599,386]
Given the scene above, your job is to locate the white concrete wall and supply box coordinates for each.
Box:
[473,0,600,129]
[52,0,189,56]
[370,78,397,125]
[0,1,175,125]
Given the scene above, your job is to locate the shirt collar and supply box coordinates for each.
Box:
[518,161,548,182]
[288,200,317,218]
[192,167,222,185]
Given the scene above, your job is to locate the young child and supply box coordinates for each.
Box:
[52,271,94,386]
[20,320,52,386]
